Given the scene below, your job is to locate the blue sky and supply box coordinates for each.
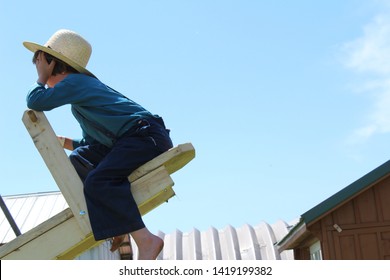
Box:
[1,0,390,235]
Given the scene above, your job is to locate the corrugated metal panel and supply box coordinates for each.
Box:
[75,240,120,260]
[0,192,68,244]
[129,221,295,260]
[0,192,296,260]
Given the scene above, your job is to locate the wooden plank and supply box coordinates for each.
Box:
[129,142,195,181]
[55,233,101,260]
[1,213,86,260]
[0,208,74,258]
[22,110,91,235]
[139,187,175,216]
[0,208,86,259]
[133,166,174,207]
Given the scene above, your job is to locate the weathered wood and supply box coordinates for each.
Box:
[133,166,174,209]
[139,187,175,216]
[0,208,82,259]
[0,208,74,259]
[130,142,195,181]
[0,110,195,259]
[55,232,101,260]
[22,110,91,235]
[2,211,85,260]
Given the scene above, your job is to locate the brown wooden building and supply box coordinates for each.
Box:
[278,160,390,260]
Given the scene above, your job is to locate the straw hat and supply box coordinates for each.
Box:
[23,29,94,77]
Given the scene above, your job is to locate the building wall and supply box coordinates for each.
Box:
[307,176,390,260]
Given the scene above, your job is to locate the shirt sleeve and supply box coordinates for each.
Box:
[26,77,87,111]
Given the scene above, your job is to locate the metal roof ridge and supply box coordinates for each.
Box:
[2,190,61,199]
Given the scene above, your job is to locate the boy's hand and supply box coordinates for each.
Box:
[57,135,74,151]
[36,52,56,85]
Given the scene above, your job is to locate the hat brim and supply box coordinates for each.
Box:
[23,41,95,77]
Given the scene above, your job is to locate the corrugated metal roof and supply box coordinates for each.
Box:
[0,192,68,244]
[0,192,296,260]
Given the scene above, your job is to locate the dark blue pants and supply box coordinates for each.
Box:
[69,117,173,241]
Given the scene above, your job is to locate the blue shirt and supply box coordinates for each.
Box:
[27,74,154,148]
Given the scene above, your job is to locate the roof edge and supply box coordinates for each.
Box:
[2,190,61,199]
[302,159,390,226]
[277,218,307,251]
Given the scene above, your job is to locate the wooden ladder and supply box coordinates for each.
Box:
[0,110,195,259]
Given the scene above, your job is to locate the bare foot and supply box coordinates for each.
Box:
[137,234,164,260]
[131,228,164,260]
[110,235,126,252]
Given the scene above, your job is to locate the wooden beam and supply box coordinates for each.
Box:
[22,110,91,235]
[0,209,83,260]
[130,142,195,181]
[133,166,174,210]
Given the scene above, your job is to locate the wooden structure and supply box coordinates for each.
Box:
[0,110,195,260]
[278,160,390,260]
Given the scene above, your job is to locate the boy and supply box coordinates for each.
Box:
[24,29,173,259]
